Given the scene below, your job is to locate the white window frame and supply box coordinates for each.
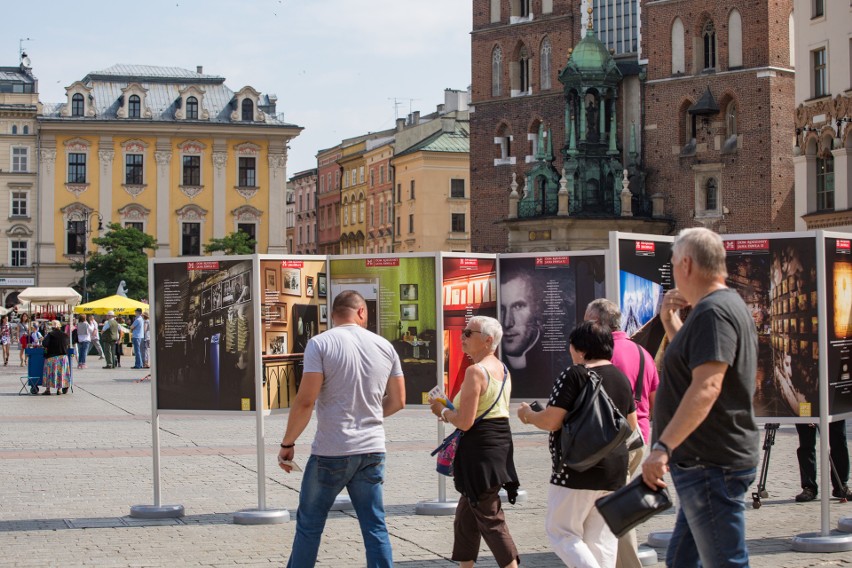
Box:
[11,146,28,173]
[9,239,29,267]
[10,190,29,218]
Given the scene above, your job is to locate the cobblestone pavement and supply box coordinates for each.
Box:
[1,354,851,567]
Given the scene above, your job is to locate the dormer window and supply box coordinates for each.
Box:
[72,94,84,117]
[241,99,253,121]
[186,96,198,120]
[128,95,141,118]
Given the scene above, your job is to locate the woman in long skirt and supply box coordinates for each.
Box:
[41,320,71,395]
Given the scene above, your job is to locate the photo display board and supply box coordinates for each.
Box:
[822,233,852,419]
[259,256,328,411]
[328,254,438,404]
[153,258,256,412]
[441,254,497,400]
[611,233,674,360]
[497,252,607,400]
[723,234,819,420]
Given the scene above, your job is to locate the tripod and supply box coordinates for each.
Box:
[752,423,779,509]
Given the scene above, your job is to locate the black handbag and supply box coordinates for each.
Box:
[595,476,672,537]
[560,367,633,472]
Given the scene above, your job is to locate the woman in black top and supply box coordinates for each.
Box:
[517,321,637,568]
[41,320,71,395]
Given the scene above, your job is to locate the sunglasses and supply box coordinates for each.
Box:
[462,329,482,338]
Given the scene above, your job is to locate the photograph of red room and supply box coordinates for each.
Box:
[442,257,497,400]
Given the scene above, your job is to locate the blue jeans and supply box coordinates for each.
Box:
[288,453,392,568]
[667,464,756,568]
[78,341,90,365]
[132,337,143,368]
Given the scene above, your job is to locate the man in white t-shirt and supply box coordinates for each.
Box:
[278,290,405,568]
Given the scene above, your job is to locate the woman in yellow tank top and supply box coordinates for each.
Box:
[429,315,520,568]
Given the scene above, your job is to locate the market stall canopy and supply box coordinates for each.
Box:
[73,295,148,316]
[18,287,82,307]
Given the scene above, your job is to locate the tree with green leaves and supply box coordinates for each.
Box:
[70,223,157,301]
[203,231,256,255]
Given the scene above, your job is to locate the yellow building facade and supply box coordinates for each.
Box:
[338,140,367,254]
[37,65,301,287]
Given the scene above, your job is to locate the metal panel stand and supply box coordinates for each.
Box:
[130,414,185,519]
[638,546,658,566]
[838,517,852,533]
[330,494,354,512]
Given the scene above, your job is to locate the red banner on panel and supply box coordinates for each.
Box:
[281,260,304,268]
[534,256,570,267]
[365,258,400,267]
[187,261,219,271]
[725,239,770,252]
[459,258,479,268]
[635,241,656,253]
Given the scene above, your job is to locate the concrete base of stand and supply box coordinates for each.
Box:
[129,504,184,519]
[791,531,852,552]
[839,516,852,533]
[233,508,290,525]
[415,499,458,516]
[499,488,528,503]
[330,495,354,512]
[638,545,658,566]
[647,530,672,549]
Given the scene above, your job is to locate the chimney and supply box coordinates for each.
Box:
[396,118,406,131]
[412,111,420,124]
[196,65,203,74]
[441,117,456,133]
[437,103,446,114]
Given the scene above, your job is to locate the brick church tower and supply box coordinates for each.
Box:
[641,0,796,234]
[470,1,666,252]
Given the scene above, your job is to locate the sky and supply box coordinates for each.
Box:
[1,0,473,175]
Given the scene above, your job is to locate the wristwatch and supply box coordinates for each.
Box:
[651,440,671,459]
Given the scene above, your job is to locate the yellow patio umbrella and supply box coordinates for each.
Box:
[73,295,149,317]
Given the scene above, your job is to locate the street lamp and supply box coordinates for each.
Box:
[68,211,103,302]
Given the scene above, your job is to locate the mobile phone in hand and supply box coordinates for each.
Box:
[278,456,302,472]
[529,401,543,412]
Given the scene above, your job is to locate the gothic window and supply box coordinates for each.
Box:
[702,21,717,70]
[728,9,743,68]
[726,101,737,138]
[71,93,84,117]
[514,46,531,94]
[705,178,718,211]
[540,38,552,90]
[492,46,503,97]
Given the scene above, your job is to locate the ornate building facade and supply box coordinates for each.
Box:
[792,0,852,230]
[36,64,301,287]
[0,56,38,306]
[291,168,317,254]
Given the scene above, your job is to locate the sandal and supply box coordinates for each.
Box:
[41,389,51,395]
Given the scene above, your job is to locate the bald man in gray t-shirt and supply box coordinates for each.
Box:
[278,290,405,568]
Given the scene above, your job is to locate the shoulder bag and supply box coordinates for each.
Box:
[560,366,633,472]
[595,475,672,537]
[431,363,508,477]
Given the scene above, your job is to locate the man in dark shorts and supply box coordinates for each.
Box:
[642,227,758,568]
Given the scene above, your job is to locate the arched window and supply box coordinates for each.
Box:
[728,10,743,68]
[71,93,84,117]
[128,95,141,118]
[241,98,253,121]
[492,46,503,97]
[705,178,718,211]
[671,18,685,74]
[516,46,531,94]
[702,21,717,70]
[11,125,16,134]
[186,96,199,120]
[816,153,835,210]
[540,38,552,90]
[726,101,737,138]
[23,125,28,134]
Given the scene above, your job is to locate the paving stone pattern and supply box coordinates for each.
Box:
[0,355,850,567]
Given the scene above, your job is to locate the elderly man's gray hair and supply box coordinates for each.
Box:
[585,298,622,332]
[674,227,728,279]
